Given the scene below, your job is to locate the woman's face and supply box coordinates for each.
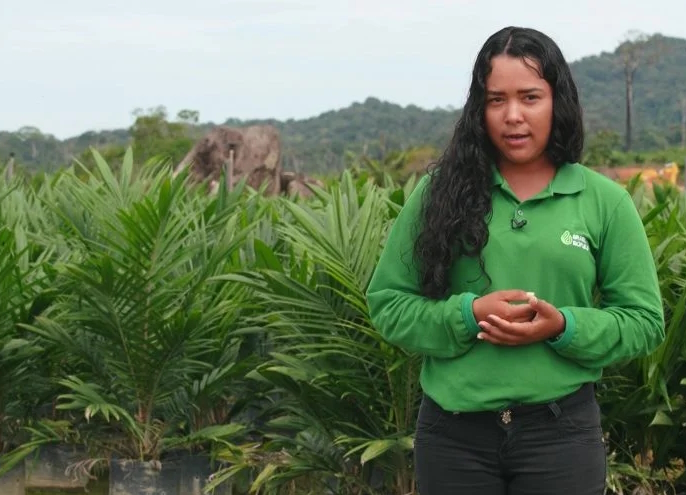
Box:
[484,54,554,169]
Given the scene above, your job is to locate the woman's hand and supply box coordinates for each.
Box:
[476,294,565,346]
[472,290,536,324]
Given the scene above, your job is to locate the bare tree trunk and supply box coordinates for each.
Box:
[617,30,664,152]
[625,67,635,151]
[4,153,14,181]
[225,147,235,192]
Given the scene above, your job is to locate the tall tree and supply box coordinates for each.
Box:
[3,153,14,181]
[616,31,664,151]
[680,94,686,149]
[129,106,194,164]
[176,109,200,125]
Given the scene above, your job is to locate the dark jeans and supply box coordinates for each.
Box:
[414,383,607,494]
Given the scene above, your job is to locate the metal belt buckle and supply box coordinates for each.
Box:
[500,409,513,424]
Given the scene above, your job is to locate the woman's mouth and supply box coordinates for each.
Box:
[504,134,530,146]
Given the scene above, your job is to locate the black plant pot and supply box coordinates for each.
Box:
[178,453,232,495]
[109,458,181,495]
[24,443,89,490]
[0,461,25,495]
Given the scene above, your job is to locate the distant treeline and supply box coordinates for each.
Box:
[1,33,685,175]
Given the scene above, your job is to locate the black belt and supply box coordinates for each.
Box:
[426,382,596,425]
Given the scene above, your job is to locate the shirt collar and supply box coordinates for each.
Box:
[492,162,585,195]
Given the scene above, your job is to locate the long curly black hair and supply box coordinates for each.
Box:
[414,26,584,299]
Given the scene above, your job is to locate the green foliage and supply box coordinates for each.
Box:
[128,106,194,164]
[584,130,624,167]
[205,173,420,494]
[0,128,69,173]
[584,135,685,168]
[0,151,259,470]
[345,147,429,186]
[597,178,686,493]
[0,227,50,457]
[0,151,684,494]
[72,106,196,173]
[0,173,59,459]
[574,35,686,148]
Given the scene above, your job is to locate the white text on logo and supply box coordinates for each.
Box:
[561,230,589,251]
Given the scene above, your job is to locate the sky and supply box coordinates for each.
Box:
[1,0,684,140]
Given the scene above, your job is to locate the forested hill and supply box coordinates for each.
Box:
[573,34,686,149]
[1,33,685,174]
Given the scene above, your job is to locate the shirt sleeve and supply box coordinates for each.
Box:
[547,192,665,368]
[365,174,482,358]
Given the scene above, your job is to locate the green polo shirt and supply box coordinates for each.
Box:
[366,162,664,412]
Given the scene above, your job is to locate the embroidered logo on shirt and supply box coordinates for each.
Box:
[561,230,590,251]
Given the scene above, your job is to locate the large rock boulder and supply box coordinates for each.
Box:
[175,125,281,195]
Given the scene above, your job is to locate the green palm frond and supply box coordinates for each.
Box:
[223,171,419,493]
[18,151,258,460]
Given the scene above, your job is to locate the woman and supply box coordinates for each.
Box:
[366,26,664,494]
